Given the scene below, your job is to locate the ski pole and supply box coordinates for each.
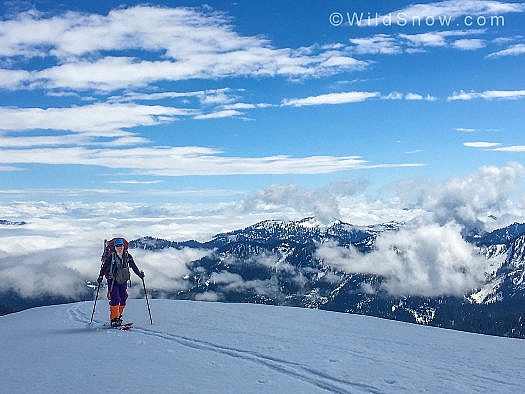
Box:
[141,276,153,325]
[89,281,101,325]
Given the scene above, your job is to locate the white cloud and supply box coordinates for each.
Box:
[0,145,374,176]
[0,220,211,298]
[282,91,379,106]
[290,91,437,103]
[0,230,105,298]
[222,102,274,110]
[0,103,193,137]
[448,89,525,101]
[0,134,83,147]
[452,39,486,50]
[404,92,437,101]
[209,271,280,297]
[493,145,525,152]
[0,87,434,172]
[0,133,152,148]
[194,292,220,302]
[401,163,525,230]
[0,199,264,242]
[108,88,237,106]
[106,180,164,185]
[349,31,487,55]
[463,142,502,148]
[0,196,266,299]
[361,0,525,27]
[134,247,211,292]
[400,30,484,49]
[316,221,487,297]
[400,32,449,47]
[464,139,525,151]
[349,34,402,55]
[487,43,525,58]
[0,6,369,91]
[0,69,31,89]
[237,182,367,223]
[0,165,22,171]
[230,182,425,227]
[383,91,404,100]
[194,109,243,119]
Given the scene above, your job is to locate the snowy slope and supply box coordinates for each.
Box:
[1,300,524,394]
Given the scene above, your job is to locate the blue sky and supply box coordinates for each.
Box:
[1,1,525,300]
[0,0,524,224]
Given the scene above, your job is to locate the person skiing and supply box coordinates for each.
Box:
[97,238,144,327]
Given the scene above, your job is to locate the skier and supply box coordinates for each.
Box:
[97,238,144,327]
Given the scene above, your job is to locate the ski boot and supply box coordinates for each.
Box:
[110,317,123,328]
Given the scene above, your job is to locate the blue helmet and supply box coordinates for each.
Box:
[114,238,124,246]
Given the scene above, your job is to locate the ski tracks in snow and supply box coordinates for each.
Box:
[68,303,384,394]
[129,326,383,394]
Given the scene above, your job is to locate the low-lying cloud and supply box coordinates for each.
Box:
[237,181,369,223]
[132,247,211,292]
[405,163,525,231]
[2,163,525,301]
[0,212,214,301]
[316,221,488,297]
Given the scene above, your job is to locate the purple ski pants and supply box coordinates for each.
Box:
[107,279,128,306]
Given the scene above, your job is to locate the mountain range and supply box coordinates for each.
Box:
[3,217,525,338]
[129,218,525,339]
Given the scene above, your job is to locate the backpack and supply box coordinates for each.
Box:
[101,238,129,263]
[101,238,131,284]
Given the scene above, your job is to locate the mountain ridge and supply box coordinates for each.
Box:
[3,217,525,338]
[129,218,525,338]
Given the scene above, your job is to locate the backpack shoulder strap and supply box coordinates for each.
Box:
[110,251,116,272]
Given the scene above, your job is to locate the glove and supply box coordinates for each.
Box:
[139,271,145,279]
[97,275,103,284]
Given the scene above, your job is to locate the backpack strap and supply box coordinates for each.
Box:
[108,252,116,293]
[110,251,116,272]
[110,251,131,287]
[111,251,129,269]
[123,251,129,268]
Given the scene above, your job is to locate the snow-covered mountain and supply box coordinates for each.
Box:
[130,218,525,338]
[469,229,525,304]
[2,299,524,394]
[3,217,525,338]
[0,219,26,226]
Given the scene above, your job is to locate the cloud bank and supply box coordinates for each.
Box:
[316,221,487,297]
[2,163,525,300]
[237,181,370,223]
[408,163,525,230]
[316,163,525,297]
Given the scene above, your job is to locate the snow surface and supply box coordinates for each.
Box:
[1,299,524,394]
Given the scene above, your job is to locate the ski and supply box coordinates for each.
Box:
[102,322,133,330]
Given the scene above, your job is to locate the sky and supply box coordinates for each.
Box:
[1,0,525,300]
[1,0,524,205]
